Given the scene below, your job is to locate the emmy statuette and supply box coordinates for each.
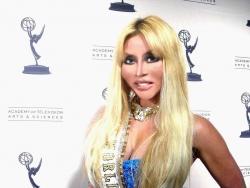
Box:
[21,17,50,74]
[109,0,136,12]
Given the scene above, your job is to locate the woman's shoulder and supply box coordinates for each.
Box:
[192,114,231,161]
[193,114,212,132]
[192,114,221,148]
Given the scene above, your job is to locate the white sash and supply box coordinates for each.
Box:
[100,114,131,188]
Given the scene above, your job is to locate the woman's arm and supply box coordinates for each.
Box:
[193,115,246,188]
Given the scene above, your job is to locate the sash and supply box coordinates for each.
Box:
[100,113,131,188]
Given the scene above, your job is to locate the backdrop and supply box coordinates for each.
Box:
[0,0,249,187]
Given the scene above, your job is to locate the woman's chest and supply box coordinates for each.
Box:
[124,118,156,160]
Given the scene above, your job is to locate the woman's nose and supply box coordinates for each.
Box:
[136,61,147,77]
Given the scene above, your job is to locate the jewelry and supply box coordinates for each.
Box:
[131,96,159,122]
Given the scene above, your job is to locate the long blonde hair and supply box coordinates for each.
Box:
[84,15,194,187]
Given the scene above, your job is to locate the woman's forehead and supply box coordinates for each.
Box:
[124,35,150,51]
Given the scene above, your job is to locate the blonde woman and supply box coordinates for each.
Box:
[84,15,245,188]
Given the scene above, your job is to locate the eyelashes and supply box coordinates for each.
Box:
[146,54,160,63]
[123,54,160,65]
[123,55,135,65]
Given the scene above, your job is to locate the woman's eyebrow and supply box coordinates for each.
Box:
[123,51,154,59]
[144,51,153,55]
[123,53,135,58]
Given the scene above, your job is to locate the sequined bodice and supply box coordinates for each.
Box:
[122,159,141,188]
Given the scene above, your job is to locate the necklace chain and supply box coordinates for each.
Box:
[131,96,159,122]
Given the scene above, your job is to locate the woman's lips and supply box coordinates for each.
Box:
[135,81,153,90]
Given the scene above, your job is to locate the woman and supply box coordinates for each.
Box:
[84,15,245,188]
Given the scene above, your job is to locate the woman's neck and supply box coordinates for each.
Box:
[139,96,160,107]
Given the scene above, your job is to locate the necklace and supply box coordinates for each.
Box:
[131,96,159,122]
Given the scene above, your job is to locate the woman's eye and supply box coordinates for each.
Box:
[123,56,135,65]
[146,55,159,63]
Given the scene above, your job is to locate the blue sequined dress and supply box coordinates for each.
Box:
[122,159,141,188]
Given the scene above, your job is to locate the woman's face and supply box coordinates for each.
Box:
[121,35,163,105]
